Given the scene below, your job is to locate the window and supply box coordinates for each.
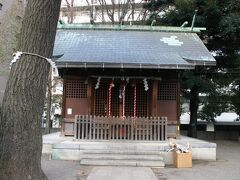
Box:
[95,81,108,116]
[158,82,177,100]
[66,80,87,98]
[125,81,148,117]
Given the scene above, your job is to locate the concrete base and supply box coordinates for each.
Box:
[42,132,216,166]
[42,132,73,154]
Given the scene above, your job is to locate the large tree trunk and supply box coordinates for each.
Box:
[188,85,199,138]
[0,1,61,179]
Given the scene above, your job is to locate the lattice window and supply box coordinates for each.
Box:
[125,85,134,117]
[111,84,120,117]
[125,82,148,117]
[95,82,108,116]
[158,82,177,100]
[94,80,148,117]
[136,83,148,117]
[66,79,87,98]
[94,81,120,116]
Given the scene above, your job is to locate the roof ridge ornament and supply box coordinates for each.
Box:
[191,10,198,32]
[57,24,206,33]
[160,36,184,46]
[181,21,188,28]
[151,20,156,27]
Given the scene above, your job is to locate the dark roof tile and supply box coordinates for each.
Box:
[54,29,215,69]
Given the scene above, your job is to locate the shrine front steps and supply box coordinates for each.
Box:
[43,133,217,166]
[51,141,168,167]
[80,153,165,167]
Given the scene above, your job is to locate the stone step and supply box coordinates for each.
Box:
[53,142,169,151]
[80,149,163,155]
[51,147,166,161]
[80,159,165,167]
[81,153,164,161]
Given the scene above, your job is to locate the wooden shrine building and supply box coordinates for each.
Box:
[54,24,215,141]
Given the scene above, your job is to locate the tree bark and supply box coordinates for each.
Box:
[188,85,199,138]
[0,0,61,179]
[45,70,52,134]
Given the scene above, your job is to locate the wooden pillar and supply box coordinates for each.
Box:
[176,73,181,135]
[61,76,67,134]
[87,78,92,115]
[151,80,158,117]
[91,78,96,116]
[177,81,180,121]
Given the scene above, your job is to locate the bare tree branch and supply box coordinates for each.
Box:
[65,0,75,23]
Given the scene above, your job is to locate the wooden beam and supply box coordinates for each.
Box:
[90,75,162,81]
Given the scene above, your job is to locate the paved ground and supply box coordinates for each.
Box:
[87,167,158,180]
[42,140,240,180]
[154,140,240,180]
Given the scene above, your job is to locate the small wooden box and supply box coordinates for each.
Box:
[174,152,192,168]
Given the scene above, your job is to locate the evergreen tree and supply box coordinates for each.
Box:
[144,0,240,137]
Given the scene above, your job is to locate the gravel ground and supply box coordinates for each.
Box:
[42,140,240,180]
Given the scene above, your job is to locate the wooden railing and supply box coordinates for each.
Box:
[75,115,167,141]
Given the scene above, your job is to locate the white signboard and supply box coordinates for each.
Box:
[67,108,72,115]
